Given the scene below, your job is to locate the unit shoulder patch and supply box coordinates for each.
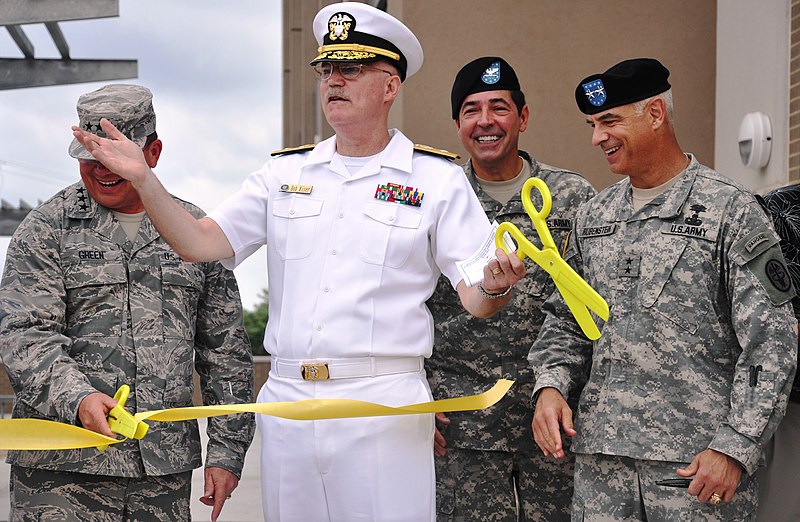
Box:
[413,144,460,161]
[270,144,316,157]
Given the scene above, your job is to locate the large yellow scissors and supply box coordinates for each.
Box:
[495,177,609,340]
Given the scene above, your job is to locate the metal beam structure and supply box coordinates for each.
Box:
[0,0,137,90]
[0,1,137,233]
[44,22,70,59]
[0,58,137,90]
[0,0,118,25]
[5,25,34,58]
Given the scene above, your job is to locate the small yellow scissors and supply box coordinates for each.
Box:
[495,177,609,340]
[97,385,149,451]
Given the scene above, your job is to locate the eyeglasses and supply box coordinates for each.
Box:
[313,62,394,81]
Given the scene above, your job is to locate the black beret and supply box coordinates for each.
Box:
[451,57,520,120]
[575,58,671,115]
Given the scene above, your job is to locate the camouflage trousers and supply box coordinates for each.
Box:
[435,446,574,521]
[9,466,191,522]
[572,453,758,521]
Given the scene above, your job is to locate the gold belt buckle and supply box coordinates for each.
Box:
[301,362,330,381]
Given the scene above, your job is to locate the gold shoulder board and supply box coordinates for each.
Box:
[413,144,460,161]
[270,144,316,157]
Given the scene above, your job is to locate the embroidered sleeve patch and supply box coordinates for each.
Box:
[732,225,795,305]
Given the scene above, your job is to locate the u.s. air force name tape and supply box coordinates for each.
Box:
[0,379,513,451]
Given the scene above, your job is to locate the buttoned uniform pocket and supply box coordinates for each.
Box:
[640,237,711,335]
[63,261,126,337]
[161,262,204,340]
[81,371,121,399]
[272,195,325,260]
[9,505,69,521]
[163,375,195,408]
[359,201,422,268]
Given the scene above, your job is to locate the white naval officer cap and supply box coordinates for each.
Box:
[309,2,424,82]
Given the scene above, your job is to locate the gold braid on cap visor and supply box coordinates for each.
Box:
[315,43,400,62]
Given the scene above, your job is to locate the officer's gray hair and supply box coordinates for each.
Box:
[632,89,674,125]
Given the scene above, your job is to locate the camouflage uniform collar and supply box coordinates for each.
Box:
[614,153,699,222]
[65,182,159,249]
[656,159,699,219]
[464,150,537,212]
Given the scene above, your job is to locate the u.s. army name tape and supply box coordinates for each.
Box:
[0,379,513,451]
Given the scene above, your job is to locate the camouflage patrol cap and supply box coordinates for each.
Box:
[68,84,156,160]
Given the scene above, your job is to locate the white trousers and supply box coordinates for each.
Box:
[256,369,435,522]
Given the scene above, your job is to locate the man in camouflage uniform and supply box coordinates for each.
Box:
[427,57,595,521]
[0,84,254,522]
[530,58,797,521]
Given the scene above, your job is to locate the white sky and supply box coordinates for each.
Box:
[0,0,283,310]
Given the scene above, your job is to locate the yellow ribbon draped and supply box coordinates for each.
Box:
[0,379,513,451]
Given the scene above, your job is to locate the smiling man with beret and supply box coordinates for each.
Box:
[529,58,797,520]
[428,56,595,521]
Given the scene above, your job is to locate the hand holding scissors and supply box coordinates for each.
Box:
[97,385,149,451]
[494,177,609,340]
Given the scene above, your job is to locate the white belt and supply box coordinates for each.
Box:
[271,356,424,381]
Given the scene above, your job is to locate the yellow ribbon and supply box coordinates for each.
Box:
[0,379,513,451]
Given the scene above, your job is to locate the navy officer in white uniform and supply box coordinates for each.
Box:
[71,2,525,521]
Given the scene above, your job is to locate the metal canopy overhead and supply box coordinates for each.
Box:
[0,0,137,90]
[0,1,139,234]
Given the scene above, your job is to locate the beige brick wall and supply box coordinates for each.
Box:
[283,0,717,192]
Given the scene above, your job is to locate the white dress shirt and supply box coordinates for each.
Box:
[209,129,491,360]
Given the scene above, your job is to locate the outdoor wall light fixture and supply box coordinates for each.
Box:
[738,112,772,170]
